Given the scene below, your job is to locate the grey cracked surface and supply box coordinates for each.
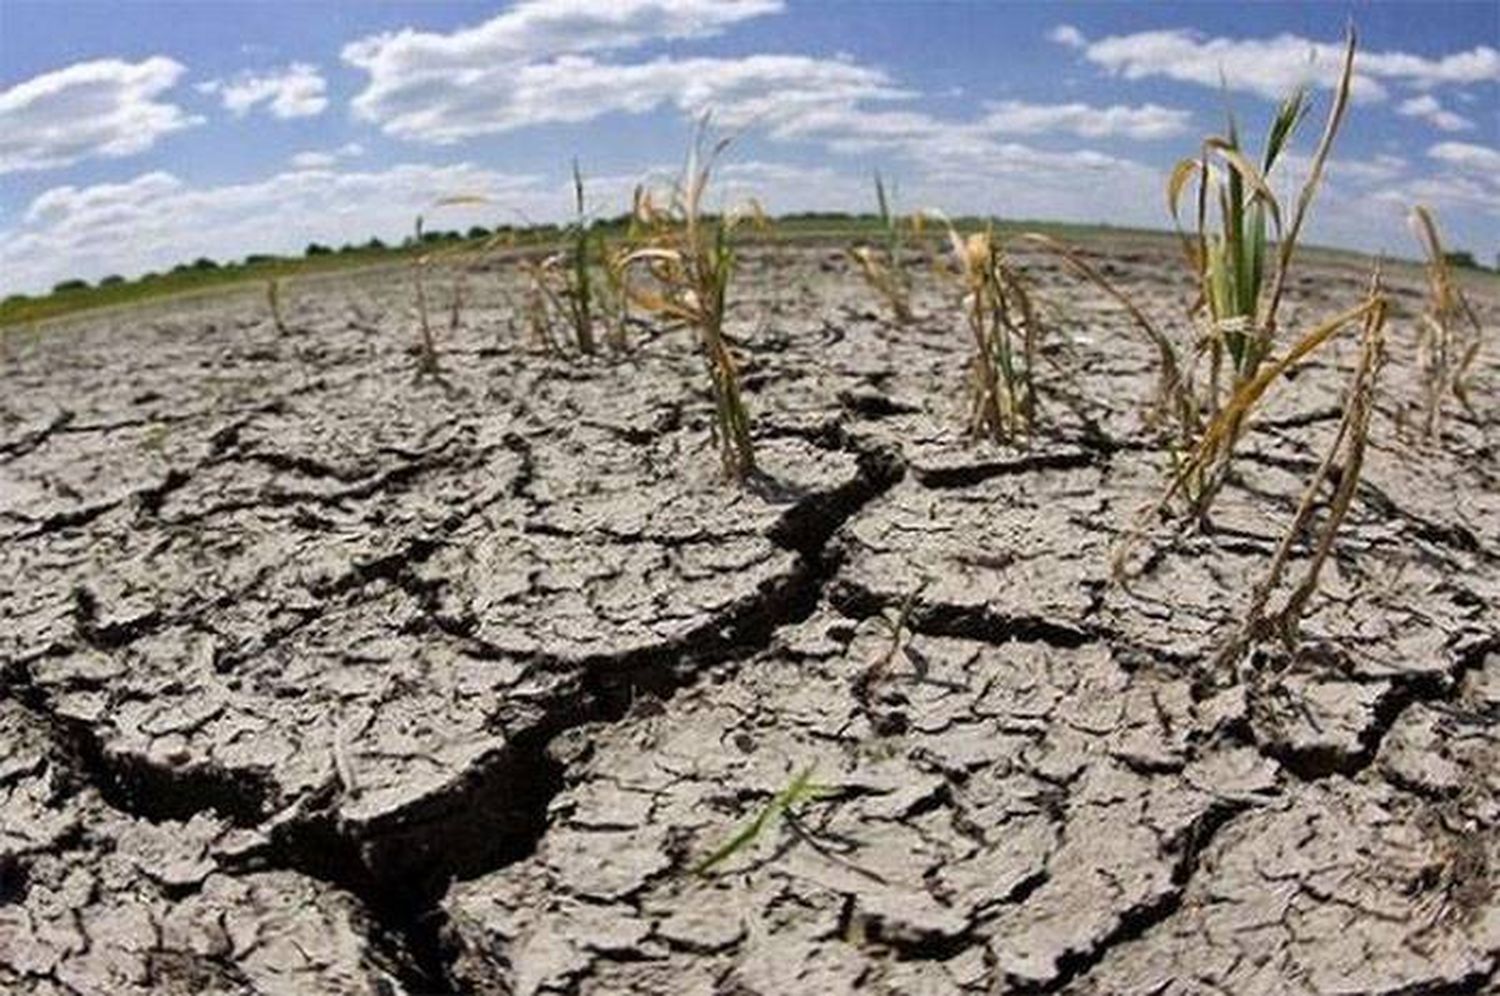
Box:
[3,244,1499,994]
[1,700,414,994]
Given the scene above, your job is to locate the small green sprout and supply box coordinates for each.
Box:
[694,765,835,875]
[853,581,927,712]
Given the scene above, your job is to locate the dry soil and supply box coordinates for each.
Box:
[2,241,1498,994]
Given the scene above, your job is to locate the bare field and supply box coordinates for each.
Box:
[2,240,1499,994]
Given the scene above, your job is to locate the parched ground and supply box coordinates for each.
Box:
[2,240,1498,995]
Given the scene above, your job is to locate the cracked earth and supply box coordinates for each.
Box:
[2,242,1498,994]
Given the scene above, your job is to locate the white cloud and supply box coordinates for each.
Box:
[341,0,1188,150]
[1397,94,1474,131]
[347,44,901,142]
[1363,46,1500,90]
[748,101,1167,226]
[1428,140,1500,174]
[345,0,785,137]
[1053,26,1500,102]
[713,160,867,214]
[762,101,1158,178]
[1049,24,1085,49]
[346,0,780,70]
[289,151,337,169]
[473,53,901,140]
[1277,151,1409,191]
[0,163,547,293]
[578,159,876,222]
[1384,174,1500,214]
[333,0,1187,237]
[0,57,199,173]
[1336,144,1500,238]
[199,63,328,119]
[1329,153,1410,185]
[289,142,365,169]
[23,170,183,227]
[981,100,1189,139]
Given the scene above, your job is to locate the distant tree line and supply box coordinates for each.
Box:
[8,219,1495,305]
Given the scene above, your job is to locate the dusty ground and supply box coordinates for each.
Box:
[2,239,1498,995]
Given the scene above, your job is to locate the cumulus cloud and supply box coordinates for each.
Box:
[345,0,780,71]
[1276,152,1409,191]
[332,0,1190,235]
[1363,46,1500,90]
[0,57,200,173]
[334,0,1195,218]
[1048,24,1086,49]
[289,151,337,169]
[344,0,788,138]
[417,53,903,141]
[1319,143,1500,246]
[761,101,1161,182]
[1386,173,1500,215]
[981,100,1189,139]
[348,47,901,142]
[1428,140,1500,174]
[289,142,366,169]
[199,63,329,119]
[0,163,546,293]
[1396,94,1474,131]
[1052,26,1500,102]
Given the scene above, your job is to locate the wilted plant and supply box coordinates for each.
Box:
[1408,204,1483,437]
[446,266,468,341]
[1091,29,1373,580]
[1161,28,1356,513]
[943,221,1042,444]
[618,125,764,481]
[511,162,621,354]
[694,765,833,875]
[1168,28,1356,421]
[1028,30,1356,454]
[848,173,917,323]
[519,257,562,353]
[600,245,633,351]
[266,275,288,335]
[1215,275,1388,666]
[411,194,489,379]
[411,214,443,379]
[1116,284,1389,578]
[1058,28,1402,588]
[559,159,599,354]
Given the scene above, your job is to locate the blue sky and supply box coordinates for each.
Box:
[1,0,1496,293]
